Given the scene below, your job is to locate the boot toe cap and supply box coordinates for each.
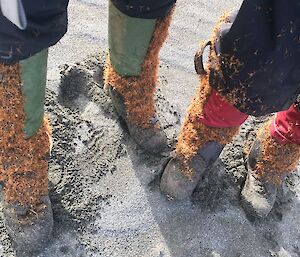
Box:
[160,158,199,200]
[241,174,277,219]
[3,197,53,256]
[128,124,168,154]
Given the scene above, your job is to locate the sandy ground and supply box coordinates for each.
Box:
[1,0,300,256]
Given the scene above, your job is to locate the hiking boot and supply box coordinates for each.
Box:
[3,196,53,257]
[104,3,174,154]
[108,86,167,154]
[160,141,224,200]
[241,121,300,218]
[241,139,278,218]
[0,50,53,255]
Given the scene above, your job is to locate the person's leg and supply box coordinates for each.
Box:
[104,0,176,154]
[160,79,248,199]
[161,0,300,207]
[160,11,248,200]
[0,52,53,254]
[0,0,69,255]
[241,103,300,218]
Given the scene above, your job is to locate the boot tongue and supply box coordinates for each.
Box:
[197,141,224,166]
[0,0,27,30]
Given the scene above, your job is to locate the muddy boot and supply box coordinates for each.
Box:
[108,86,167,153]
[160,12,247,200]
[161,141,225,200]
[160,75,241,200]
[241,120,300,218]
[2,196,53,256]
[241,139,278,218]
[0,50,53,256]
[104,1,175,154]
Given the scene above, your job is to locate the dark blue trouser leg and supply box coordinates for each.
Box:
[0,0,69,63]
[211,0,300,116]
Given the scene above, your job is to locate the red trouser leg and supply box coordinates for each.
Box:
[270,103,300,145]
[199,90,249,128]
[199,91,300,146]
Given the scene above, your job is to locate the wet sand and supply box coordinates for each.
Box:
[1,1,300,256]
